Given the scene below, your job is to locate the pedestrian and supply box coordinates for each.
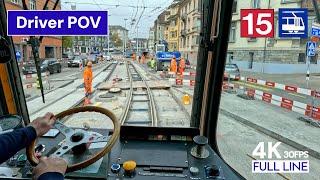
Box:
[178,57,186,74]
[83,61,93,105]
[170,57,177,73]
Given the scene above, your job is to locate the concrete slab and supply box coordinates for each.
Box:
[97,80,170,90]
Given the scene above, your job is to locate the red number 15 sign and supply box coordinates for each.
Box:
[240,9,274,38]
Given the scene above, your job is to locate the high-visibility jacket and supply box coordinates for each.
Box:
[83,67,93,93]
[132,53,136,61]
[179,58,186,73]
[150,59,156,68]
[170,58,177,73]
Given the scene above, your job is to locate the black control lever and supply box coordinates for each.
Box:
[191,135,210,159]
[22,0,60,103]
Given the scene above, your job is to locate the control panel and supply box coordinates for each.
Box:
[0,126,241,179]
[106,134,241,179]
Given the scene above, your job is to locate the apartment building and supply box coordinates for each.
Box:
[5,0,62,61]
[178,0,201,66]
[109,25,128,45]
[154,11,170,46]
[229,0,319,73]
[166,2,180,51]
[73,36,110,54]
[148,27,155,51]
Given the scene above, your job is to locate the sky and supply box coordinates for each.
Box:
[61,0,174,39]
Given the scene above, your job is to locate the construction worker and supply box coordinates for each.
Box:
[178,57,186,74]
[150,58,156,71]
[83,61,93,105]
[132,53,136,61]
[141,54,145,64]
[170,57,177,73]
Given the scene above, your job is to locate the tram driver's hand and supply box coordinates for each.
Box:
[32,157,67,180]
[29,112,56,137]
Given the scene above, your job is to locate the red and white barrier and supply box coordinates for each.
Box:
[23,83,37,89]
[240,76,318,98]
[169,71,196,86]
[22,72,47,80]
[223,83,320,121]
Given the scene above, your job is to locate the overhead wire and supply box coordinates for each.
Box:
[63,1,161,9]
[134,0,146,29]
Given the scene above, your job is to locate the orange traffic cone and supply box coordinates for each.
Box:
[182,94,190,105]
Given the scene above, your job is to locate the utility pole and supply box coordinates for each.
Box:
[262,0,271,73]
[124,18,128,56]
[136,26,139,54]
[107,35,110,54]
[312,0,320,23]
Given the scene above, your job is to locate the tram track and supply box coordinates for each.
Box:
[28,62,114,117]
[128,62,191,127]
[120,61,158,126]
[29,62,118,120]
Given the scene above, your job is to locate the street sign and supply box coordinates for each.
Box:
[306,41,316,57]
[15,51,21,61]
[278,8,308,38]
[312,22,320,37]
[240,9,274,38]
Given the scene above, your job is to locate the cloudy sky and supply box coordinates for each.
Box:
[61,0,174,38]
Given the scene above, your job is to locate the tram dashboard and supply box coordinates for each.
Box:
[0,125,241,180]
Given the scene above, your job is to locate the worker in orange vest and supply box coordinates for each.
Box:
[83,61,93,105]
[179,57,186,74]
[141,54,145,64]
[170,57,177,73]
[132,53,136,61]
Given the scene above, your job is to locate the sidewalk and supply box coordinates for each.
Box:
[220,93,320,159]
[241,71,320,90]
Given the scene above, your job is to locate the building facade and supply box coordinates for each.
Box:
[166,2,180,51]
[109,25,129,50]
[228,0,319,74]
[154,11,170,46]
[148,27,155,51]
[178,0,201,66]
[5,0,62,61]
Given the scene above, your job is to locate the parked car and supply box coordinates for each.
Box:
[224,63,240,80]
[87,54,98,64]
[22,59,61,75]
[68,56,85,67]
[103,53,113,61]
[41,59,62,74]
